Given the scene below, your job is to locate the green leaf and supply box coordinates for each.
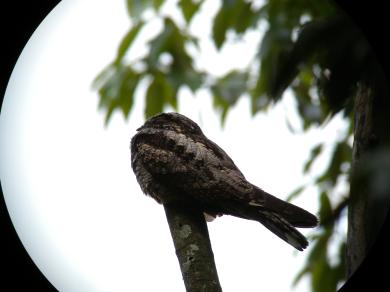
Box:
[285,116,297,134]
[152,0,164,11]
[95,65,140,125]
[114,21,144,66]
[104,103,116,126]
[251,24,296,114]
[250,56,274,113]
[178,0,204,24]
[126,0,150,21]
[126,0,162,20]
[232,1,256,34]
[118,68,140,117]
[286,185,305,202]
[184,69,204,92]
[292,266,310,287]
[212,71,247,104]
[304,144,323,173]
[167,69,204,94]
[147,25,172,68]
[145,73,175,118]
[319,191,332,224]
[212,0,258,49]
[300,234,345,291]
[146,17,202,95]
[295,228,336,290]
[212,4,231,49]
[311,257,333,292]
[92,63,115,90]
[146,18,188,69]
[334,241,347,282]
[316,141,351,187]
[211,70,248,123]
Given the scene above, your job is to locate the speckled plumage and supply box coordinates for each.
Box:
[131,112,318,250]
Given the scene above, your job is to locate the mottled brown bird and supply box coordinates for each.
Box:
[131,112,318,251]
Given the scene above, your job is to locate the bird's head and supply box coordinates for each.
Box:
[137,112,203,135]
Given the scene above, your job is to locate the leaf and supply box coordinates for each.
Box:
[126,0,150,21]
[146,21,173,68]
[303,230,345,292]
[286,185,305,202]
[316,142,352,187]
[92,63,115,90]
[311,257,333,292]
[104,103,116,126]
[292,266,310,287]
[184,69,204,92]
[318,191,332,224]
[333,241,347,281]
[285,116,297,134]
[114,21,144,66]
[304,144,323,173]
[212,0,258,49]
[232,1,256,34]
[293,227,333,289]
[212,71,247,103]
[145,16,203,104]
[147,17,192,69]
[118,68,140,117]
[212,4,231,49]
[145,73,175,118]
[251,25,295,114]
[299,229,346,291]
[259,27,294,96]
[152,0,164,11]
[250,56,274,113]
[178,0,204,24]
[96,65,140,125]
[211,70,248,123]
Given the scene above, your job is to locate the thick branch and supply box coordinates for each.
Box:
[164,203,222,292]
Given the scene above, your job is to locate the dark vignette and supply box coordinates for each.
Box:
[0,1,389,292]
[1,2,60,291]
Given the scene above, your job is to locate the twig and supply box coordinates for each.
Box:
[321,197,349,227]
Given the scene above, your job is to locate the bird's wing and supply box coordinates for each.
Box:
[132,128,318,250]
[131,128,252,204]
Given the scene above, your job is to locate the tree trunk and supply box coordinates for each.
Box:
[347,81,390,276]
[164,203,222,292]
[347,84,373,276]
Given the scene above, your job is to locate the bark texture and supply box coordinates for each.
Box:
[347,85,374,276]
[348,81,390,276]
[164,203,222,292]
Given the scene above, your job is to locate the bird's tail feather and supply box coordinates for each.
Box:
[254,187,318,228]
[257,210,309,251]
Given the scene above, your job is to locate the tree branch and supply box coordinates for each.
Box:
[164,203,222,292]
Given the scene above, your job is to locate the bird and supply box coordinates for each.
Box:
[131,112,318,251]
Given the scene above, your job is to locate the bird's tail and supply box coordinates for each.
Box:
[256,210,309,251]
[245,187,318,250]
[253,187,318,228]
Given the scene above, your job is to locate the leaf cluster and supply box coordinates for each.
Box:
[289,139,351,292]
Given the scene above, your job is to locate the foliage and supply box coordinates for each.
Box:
[93,1,384,291]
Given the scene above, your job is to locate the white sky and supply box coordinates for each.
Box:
[1,0,348,291]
